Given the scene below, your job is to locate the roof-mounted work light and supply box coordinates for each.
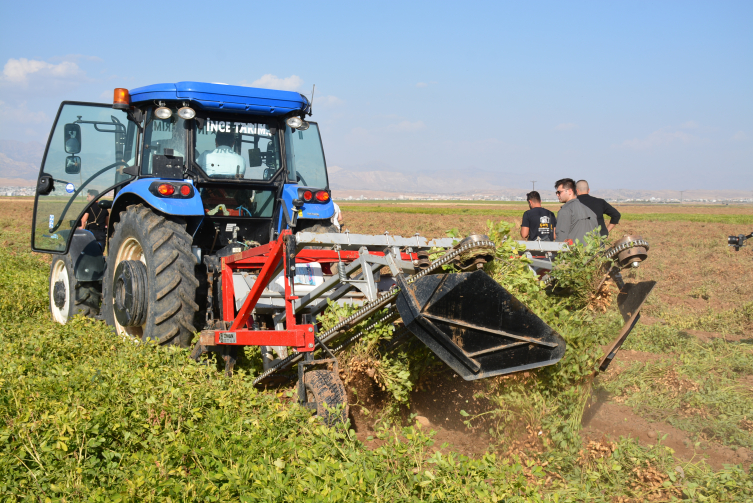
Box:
[113,88,130,110]
[154,107,172,120]
[177,106,196,120]
[286,116,303,129]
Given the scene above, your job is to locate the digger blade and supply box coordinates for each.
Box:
[395,270,566,381]
[598,281,656,372]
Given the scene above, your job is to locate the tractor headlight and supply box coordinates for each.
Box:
[154,107,172,120]
[177,107,196,120]
[297,120,310,131]
[286,116,303,129]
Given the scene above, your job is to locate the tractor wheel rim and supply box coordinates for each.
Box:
[50,260,69,324]
[113,237,146,339]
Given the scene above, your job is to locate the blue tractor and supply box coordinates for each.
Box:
[33,82,336,341]
[31,82,654,422]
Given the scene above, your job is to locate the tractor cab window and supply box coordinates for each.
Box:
[284,123,328,188]
[200,187,275,218]
[142,115,188,175]
[193,118,282,181]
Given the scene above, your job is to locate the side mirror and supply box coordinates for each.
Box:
[65,156,81,174]
[64,124,81,154]
[263,167,276,180]
[248,148,262,167]
[37,174,54,196]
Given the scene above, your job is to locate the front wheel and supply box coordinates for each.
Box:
[49,254,100,324]
[104,204,200,346]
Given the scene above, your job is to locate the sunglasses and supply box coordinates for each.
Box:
[556,190,567,196]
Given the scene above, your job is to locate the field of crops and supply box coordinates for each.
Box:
[1,197,752,501]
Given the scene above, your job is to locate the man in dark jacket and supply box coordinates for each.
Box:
[575,180,621,237]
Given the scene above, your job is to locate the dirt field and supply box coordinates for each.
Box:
[338,201,753,469]
[4,197,753,473]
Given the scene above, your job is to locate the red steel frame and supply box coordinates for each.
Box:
[212,230,418,353]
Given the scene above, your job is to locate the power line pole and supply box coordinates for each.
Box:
[531,181,536,191]
[679,190,686,203]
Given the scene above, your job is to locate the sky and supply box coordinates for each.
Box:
[0,0,751,191]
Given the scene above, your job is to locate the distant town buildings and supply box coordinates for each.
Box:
[2,185,750,204]
[338,194,753,204]
[1,186,35,197]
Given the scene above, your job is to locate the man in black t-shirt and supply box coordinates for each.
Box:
[79,190,109,250]
[521,191,556,241]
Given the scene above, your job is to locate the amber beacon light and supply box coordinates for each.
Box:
[113,88,130,110]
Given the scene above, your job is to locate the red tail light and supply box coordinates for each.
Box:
[303,190,313,201]
[315,191,330,202]
[158,184,175,196]
[180,184,191,196]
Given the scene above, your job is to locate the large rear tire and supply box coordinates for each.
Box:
[49,254,101,324]
[104,204,199,347]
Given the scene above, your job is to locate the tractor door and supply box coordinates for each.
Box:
[32,103,138,254]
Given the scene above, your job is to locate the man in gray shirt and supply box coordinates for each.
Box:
[554,178,598,244]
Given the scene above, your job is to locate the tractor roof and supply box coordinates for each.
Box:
[129,81,309,116]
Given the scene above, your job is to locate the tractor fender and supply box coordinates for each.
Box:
[281,184,335,222]
[69,229,106,282]
[110,179,204,236]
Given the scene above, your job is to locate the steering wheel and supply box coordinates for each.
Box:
[296,172,308,186]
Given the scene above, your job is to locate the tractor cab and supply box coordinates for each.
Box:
[31,82,334,258]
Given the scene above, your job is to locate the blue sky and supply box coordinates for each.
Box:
[0,0,750,190]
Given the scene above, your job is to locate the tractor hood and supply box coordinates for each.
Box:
[129,81,309,116]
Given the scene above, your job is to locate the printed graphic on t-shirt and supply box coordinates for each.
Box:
[538,216,553,238]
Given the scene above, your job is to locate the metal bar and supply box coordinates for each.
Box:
[221,261,235,322]
[212,329,308,347]
[465,341,527,358]
[229,235,285,330]
[211,325,304,348]
[414,316,483,373]
[296,231,456,249]
[515,241,570,252]
[530,258,554,270]
[421,314,559,348]
[224,240,274,264]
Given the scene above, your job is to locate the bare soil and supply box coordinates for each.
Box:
[582,401,752,471]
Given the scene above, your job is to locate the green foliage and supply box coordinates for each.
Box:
[1,218,751,501]
[340,205,753,225]
[601,331,753,449]
[0,246,48,323]
[547,229,613,312]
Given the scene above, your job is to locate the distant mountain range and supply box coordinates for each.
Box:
[327,166,753,201]
[1,140,750,201]
[0,139,44,186]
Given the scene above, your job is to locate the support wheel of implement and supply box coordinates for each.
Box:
[304,370,349,426]
[104,204,199,346]
[49,254,101,323]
